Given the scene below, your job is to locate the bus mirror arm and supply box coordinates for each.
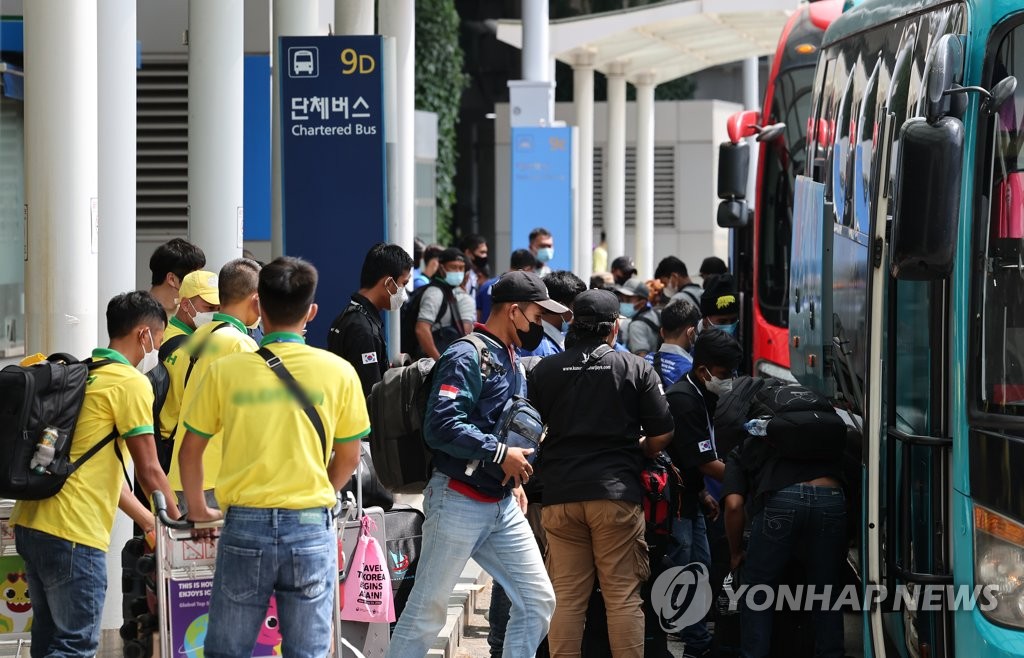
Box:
[755,122,786,143]
[942,76,1018,116]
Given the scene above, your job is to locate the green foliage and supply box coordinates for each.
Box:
[415,0,467,245]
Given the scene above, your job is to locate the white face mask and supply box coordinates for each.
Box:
[388,279,408,312]
[706,375,733,397]
[664,283,679,298]
[193,311,216,327]
[137,329,160,375]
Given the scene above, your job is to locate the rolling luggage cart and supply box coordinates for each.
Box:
[0,500,31,658]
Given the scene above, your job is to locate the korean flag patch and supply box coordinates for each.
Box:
[698,440,714,453]
[361,352,378,365]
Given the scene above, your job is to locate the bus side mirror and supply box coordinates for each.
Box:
[717,141,751,228]
[890,116,965,280]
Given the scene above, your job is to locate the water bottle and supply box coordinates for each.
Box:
[717,571,740,616]
[30,427,59,474]
[744,417,770,437]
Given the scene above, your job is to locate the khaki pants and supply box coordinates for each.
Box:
[542,500,650,658]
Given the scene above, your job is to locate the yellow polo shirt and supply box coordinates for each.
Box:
[11,349,153,552]
[182,333,370,510]
[163,315,193,343]
[167,314,258,491]
[157,317,196,439]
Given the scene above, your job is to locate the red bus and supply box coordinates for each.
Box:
[717,0,843,377]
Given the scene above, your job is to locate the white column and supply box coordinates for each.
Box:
[521,0,549,83]
[379,0,414,364]
[742,57,760,207]
[270,0,320,258]
[24,0,98,356]
[335,0,374,34]
[97,0,137,342]
[188,0,244,269]
[604,62,627,261]
[97,0,138,633]
[634,72,656,280]
[572,50,595,284]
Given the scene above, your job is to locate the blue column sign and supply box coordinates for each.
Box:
[279,35,386,348]
[510,126,574,272]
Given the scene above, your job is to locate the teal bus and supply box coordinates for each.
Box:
[785,0,1024,655]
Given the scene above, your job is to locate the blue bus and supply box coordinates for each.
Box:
[788,0,1024,655]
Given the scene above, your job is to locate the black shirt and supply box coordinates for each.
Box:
[723,437,845,515]
[528,340,674,506]
[665,373,720,517]
[327,293,388,398]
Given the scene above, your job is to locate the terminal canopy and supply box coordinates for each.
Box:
[497,0,800,85]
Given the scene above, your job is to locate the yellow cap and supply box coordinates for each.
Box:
[179,271,220,305]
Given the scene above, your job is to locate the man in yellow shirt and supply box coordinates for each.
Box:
[167,258,261,511]
[164,269,220,344]
[12,291,181,658]
[179,256,365,657]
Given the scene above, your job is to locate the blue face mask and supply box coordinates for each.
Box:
[536,247,554,263]
[561,320,570,334]
[619,302,637,319]
[444,271,464,287]
[716,321,739,336]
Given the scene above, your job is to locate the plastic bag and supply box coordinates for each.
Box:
[340,515,396,623]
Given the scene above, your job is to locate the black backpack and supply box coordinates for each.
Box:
[145,333,188,443]
[749,380,847,462]
[366,334,493,490]
[399,282,465,358]
[0,354,124,500]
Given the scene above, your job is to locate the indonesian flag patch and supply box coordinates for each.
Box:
[438,384,459,399]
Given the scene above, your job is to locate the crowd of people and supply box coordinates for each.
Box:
[13,230,849,658]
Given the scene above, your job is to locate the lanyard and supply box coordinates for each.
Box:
[686,373,715,441]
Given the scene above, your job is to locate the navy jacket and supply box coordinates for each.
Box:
[424,329,522,498]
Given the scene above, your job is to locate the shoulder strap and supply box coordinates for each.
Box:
[439,284,465,333]
[653,351,663,375]
[257,347,327,457]
[183,322,231,388]
[458,333,503,379]
[159,333,188,363]
[635,313,660,334]
[682,286,702,309]
[64,358,130,483]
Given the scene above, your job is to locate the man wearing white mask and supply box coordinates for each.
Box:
[327,243,414,397]
[164,270,221,344]
[529,226,555,276]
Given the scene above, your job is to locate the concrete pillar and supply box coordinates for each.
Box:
[742,57,759,207]
[604,61,627,261]
[188,0,244,269]
[379,0,415,363]
[634,73,656,280]
[97,0,137,342]
[270,0,320,259]
[335,0,374,35]
[24,0,98,356]
[522,0,549,83]
[572,49,595,284]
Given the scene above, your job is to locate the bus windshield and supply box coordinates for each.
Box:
[758,64,817,328]
[980,22,1024,415]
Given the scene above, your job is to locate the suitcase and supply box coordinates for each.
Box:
[337,460,390,657]
[150,492,345,658]
[0,500,31,657]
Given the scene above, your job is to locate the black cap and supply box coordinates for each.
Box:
[491,271,569,314]
[573,289,619,323]
[438,247,463,265]
[700,256,728,277]
[701,272,738,317]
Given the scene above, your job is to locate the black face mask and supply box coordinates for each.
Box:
[513,307,545,351]
[473,255,489,271]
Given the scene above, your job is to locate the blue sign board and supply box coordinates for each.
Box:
[510,127,574,272]
[279,35,386,348]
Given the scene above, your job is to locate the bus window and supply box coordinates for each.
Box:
[981,23,1024,414]
[758,64,818,327]
[854,60,880,234]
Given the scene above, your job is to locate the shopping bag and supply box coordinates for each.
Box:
[340,515,396,623]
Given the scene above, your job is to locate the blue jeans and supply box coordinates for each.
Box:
[15,526,107,658]
[387,471,555,658]
[740,484,846,658]
[205,506,336,658]
[667,513,713,650]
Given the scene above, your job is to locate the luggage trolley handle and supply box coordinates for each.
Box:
[151,491,222,530]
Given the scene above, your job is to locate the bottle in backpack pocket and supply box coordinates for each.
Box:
[30,427,59,474]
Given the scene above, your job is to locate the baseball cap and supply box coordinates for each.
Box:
[179,270,220,305]
[610,256,636,275]
[701,272,738,317]
[572,289,619,323]
[490,270,569,314]
[612,277,650,299]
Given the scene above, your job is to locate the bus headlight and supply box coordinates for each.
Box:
[975,505,1024,628]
